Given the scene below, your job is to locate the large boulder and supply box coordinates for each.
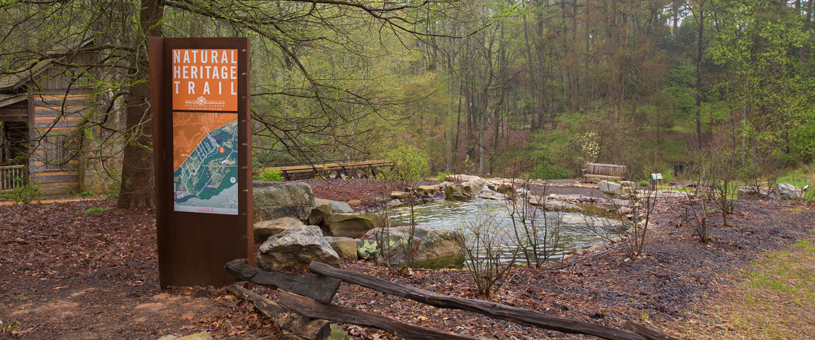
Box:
[324,236,358,261]
[769,183,803,200]
[361,226,464,269]
[560,213,623,230]
[254,217,304,243]
[530,197,582,212]
[391,191,412,199]
[597,180,622,196]
[737,186,769,199]
[315,198,354,214]
[478,190,508,201]
[495,183,516,195]
[444,184,471,201]
[444,174,483,182]
[416,185,441,196]
[444,179,485,201]
[308,202,333,225]
[258,225,340,270]
[325,213,381,238]
[253,181,314,222]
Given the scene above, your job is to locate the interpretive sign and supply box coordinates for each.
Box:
[148,37,252,287]
[173,112,239,214]
[171,49,238,111]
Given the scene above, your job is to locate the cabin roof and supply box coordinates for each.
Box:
[0,60,57,92]
[0,39,94,92]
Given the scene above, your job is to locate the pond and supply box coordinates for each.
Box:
[387,197,626,265]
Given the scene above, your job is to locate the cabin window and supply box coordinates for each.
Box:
[44,134,69,170]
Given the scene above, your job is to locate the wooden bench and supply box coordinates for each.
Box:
[581,163,626,183]
[272,160,393,181]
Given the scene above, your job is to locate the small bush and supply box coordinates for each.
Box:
[532,164,573,180]
[457,205,517,298]
[378,145,429,183]
[435,171,452,182]
[258,168,285,181]
[638,180,649,187]
[0,178,42,204]
[80,190,95,198]
[106,181,121,199]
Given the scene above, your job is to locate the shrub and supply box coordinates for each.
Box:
[638,180,649,187]
[107,181,120,199]
[1,177,42,204]
[505,179,562,268]
[532,164,573,180]
[435,171,452,182]
[258,168,285,181]
[457,204,517,298]
[378,145,429,183]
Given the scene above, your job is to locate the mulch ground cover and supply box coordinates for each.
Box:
[1,180,813,339]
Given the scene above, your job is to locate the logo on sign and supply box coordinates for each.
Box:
[184,96,226,109]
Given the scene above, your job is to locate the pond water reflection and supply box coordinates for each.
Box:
[388,198,626,265]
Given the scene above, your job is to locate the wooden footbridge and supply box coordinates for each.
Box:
[269,160,393,181]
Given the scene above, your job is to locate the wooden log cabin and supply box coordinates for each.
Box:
[0,47,122,195]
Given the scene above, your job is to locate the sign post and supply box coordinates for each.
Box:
[148,37,253,287]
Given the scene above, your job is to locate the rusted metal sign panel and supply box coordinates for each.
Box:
[148,37,253,287]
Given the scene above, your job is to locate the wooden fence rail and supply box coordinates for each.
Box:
[225,261,679,340]
[0,164,26,192]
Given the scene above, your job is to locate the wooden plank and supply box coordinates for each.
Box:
[34,116,83,122]
[225,261,341,303]
[39,181,79,188]
[34,120,81,129]
[227,284,331,340]
[278,291,492,340]
[34,174,79,183]
[308,262,648,340]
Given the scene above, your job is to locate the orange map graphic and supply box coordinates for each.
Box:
[172,111,237,170]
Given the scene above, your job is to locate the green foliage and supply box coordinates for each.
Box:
[638,180,649,187]
[257,168,285,182]
[79,190,95,198]
[80,207,111,215]
[435,171,452,182]
[378,145,429,183]
[532,164,573,180]
[107,182,120,199]
[1,178,42,204]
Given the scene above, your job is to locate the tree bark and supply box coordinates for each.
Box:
[694,0,705,150]
[117,0,163,209]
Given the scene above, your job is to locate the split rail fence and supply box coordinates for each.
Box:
[225,261,678,340]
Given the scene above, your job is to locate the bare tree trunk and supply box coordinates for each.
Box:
[694,0,705,150]
[117,0,163,209]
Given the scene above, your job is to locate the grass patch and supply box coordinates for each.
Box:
[683,237,815,339]
[80,207,111,215]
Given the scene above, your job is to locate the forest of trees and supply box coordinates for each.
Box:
[2,0,815,208]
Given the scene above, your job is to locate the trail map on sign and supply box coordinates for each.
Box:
[173,112,238,215]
